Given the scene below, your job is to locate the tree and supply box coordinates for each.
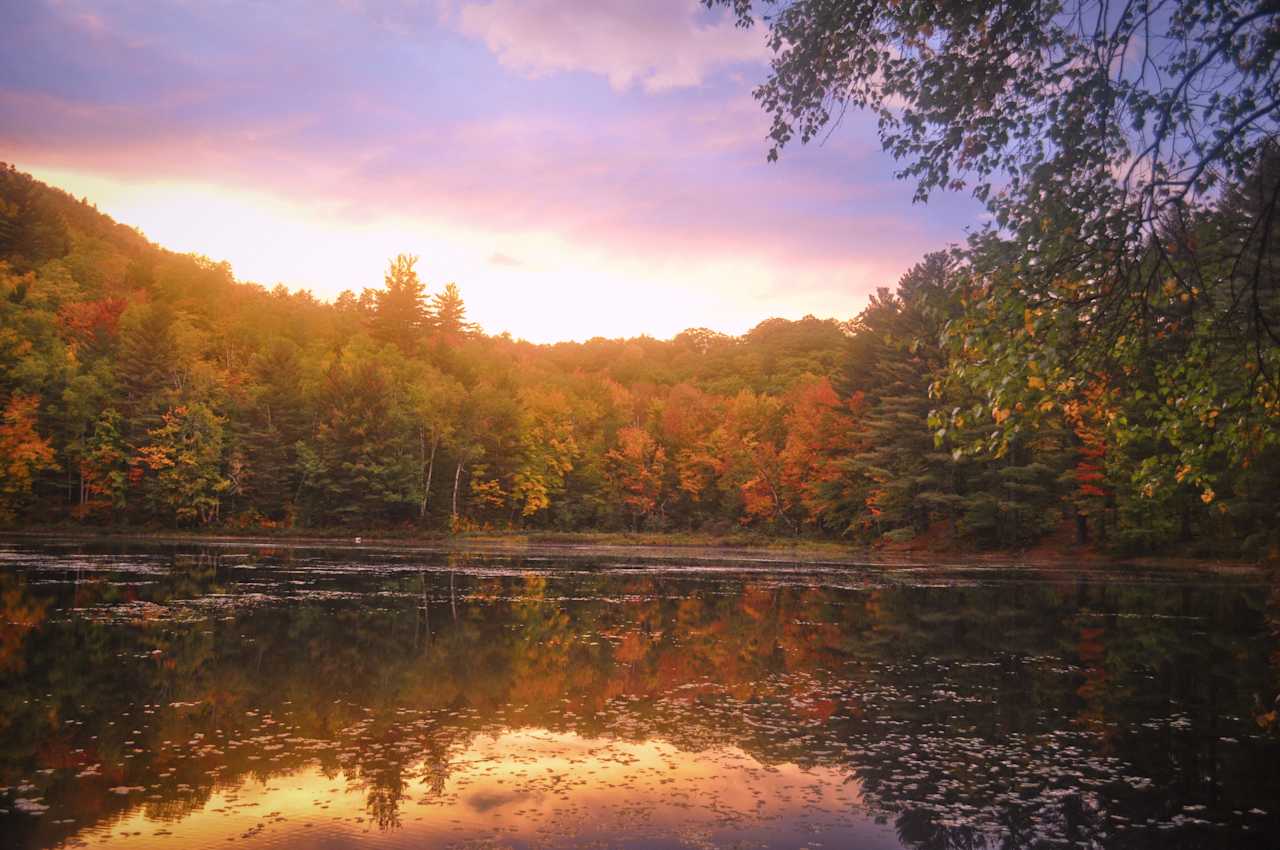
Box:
[300,340,420,525]
[942,163,1280,544]
[133,403,230,525]
[76,408,129,518]
[820,255,966,542]
[431,283,475,346]
[710,1,1279,236]
[712,390,791,531]
[0,164,71,270]
[779,377,857,530]
[509,387,579,520]
[115,300,182,428]
[409,365,463,524]
[237,337,310,522]
[656,383,723,526]
[372,254,430,353]
[711,0,1280,441]
[1,161,1273,555]
[1062,384,1114,544]
[605,426,667,529]
[0,393,57,522]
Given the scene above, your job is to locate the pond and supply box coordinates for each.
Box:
[0,538,1277,849]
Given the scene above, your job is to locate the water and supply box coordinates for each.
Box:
[0,538,1277,849]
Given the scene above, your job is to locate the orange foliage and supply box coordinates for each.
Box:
[0,393,57,519]
[57,297,127,345]
[605,426,667,522]
[1063,382,1112,508]
[780,378,859,525]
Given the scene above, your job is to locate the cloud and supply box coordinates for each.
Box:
[2,0,984,340]
[453,0,767,91]
[5,84,969,309]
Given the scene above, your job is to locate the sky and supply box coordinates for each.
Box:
[0,0,984,343]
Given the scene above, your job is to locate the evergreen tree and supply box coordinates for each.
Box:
[431,282,473,345]
[822,254,966,542]
[372,254,429,354]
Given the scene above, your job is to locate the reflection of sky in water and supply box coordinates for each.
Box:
[88,731,892,849]
[1,540,1278,849]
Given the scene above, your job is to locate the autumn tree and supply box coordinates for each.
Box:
[510,387,579,520]
[134,403,230,525]
[657,383,723,526]
[0,161,1272,555]
[409,364,464,524]
[0,393,57,522]
[713,390,791,531]
[605,426,667,529]
[710,0,1280,321]
[779,377,857,530]
[712,0,1280,503]
[76,408,128,518]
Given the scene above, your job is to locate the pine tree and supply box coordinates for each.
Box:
[431,282,474,346]
[372,254,429,354]
[821,254,965,542]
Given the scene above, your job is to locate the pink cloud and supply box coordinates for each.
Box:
[453,0,767,92]
[2,88,953,303]
[1,0,979,310]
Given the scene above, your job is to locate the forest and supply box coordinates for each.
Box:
[1,157,1276,557]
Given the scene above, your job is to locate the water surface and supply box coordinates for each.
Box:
[0,539,1277,849]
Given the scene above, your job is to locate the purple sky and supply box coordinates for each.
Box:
[0,0,983,342]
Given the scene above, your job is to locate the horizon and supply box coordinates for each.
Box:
[1,1,981,344]
[11,159,855,347]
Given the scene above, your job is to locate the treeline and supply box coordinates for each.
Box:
[0,162,1276,555]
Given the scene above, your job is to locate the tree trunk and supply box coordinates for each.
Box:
[749,446,795,533]
[420,430,439,520]
[451,460,464,519]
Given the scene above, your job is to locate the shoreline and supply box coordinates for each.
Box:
[1,526,1272,573]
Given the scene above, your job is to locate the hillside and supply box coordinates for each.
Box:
[1,163,1276,557]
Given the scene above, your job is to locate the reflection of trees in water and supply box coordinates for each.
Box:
[1,543,1278,849]
[1264,575,1280,731]
[0,573,49,674]
[361,765,405,830]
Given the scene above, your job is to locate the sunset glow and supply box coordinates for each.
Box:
[67,730,878,849]
[3,3,1278,848]
[3,0,980,342]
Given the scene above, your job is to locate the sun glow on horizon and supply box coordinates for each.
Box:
[25,164,868,344]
